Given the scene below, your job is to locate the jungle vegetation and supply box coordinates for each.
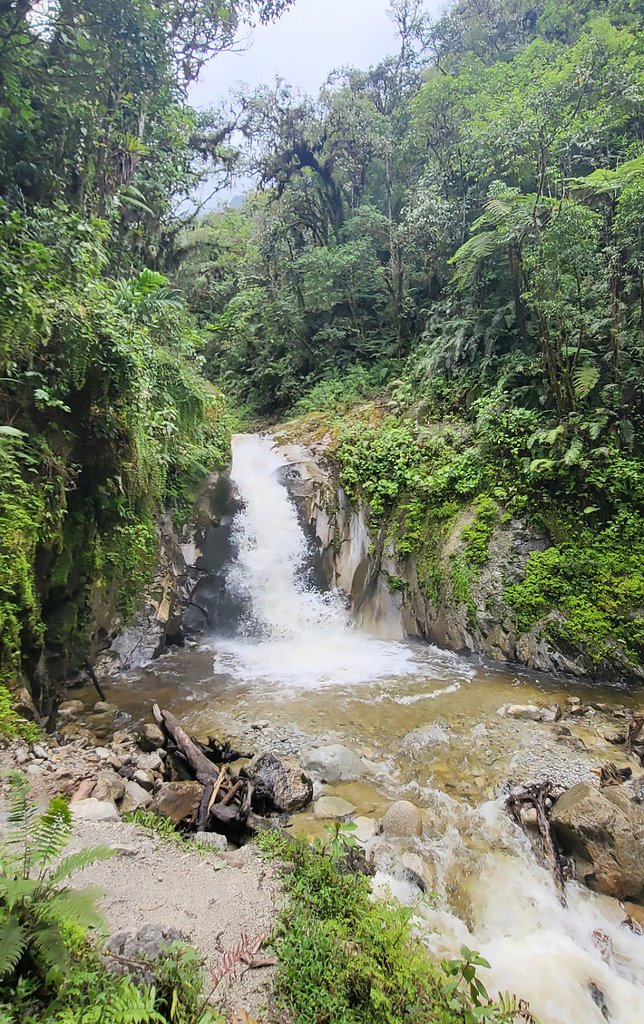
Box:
[178,0,644,677]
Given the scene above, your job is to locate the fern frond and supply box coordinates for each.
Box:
[29,924,70,976]
[448,231,502,289]
[45,887,106,933]
[4,772,35,868]
[0,916,26,978]
[0,878,39,911]
[572,364,600,400]
[47,846,116,887]
[32,797,72,873]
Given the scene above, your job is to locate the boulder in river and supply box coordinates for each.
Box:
[551,781,644,902]
[301,744,365,783]
[498,703,561,722]
[313,795,356,819]
[243,752,313,813]
[150,781,202,824]
[381,800,423,838]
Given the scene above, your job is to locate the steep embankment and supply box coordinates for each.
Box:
[275,404,644,684]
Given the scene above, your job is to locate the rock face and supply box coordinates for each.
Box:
[94,473,237,679]
[551,782,644,902]
[243,752,313,813]
[278,438,642,682]
[151,781,203,824]
[381,800,423,838]
[301,744,365,784]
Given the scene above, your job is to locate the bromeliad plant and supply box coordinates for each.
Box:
[0,771,114,984]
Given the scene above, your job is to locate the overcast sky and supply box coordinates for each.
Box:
[190,0,447,107]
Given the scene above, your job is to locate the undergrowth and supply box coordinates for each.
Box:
[255,829,533,1024]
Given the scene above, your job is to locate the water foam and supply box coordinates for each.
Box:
[212,434,463,689]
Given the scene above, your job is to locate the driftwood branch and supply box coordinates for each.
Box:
[507,782,566,903]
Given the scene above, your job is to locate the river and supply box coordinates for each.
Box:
[103,434,644,1024]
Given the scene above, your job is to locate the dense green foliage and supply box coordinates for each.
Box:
[0,2,303,714]
[0,773,219,1023]
[256,828,533,1024]
[180,0,644,677]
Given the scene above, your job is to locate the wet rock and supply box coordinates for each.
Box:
[313,796,357,819]
[623,902,644,930]
[194,831,228,851]
[382,800,423,838]
[150,781,202,824]
[15,687,38,721]
[138,723,166,752]
[93,771,126,804]
[243,752,313,813]
[353,815,379,845]
[105,925,184,984]
[92,701,116,714]
[498,703,561,722]
[72,798,120,822]
[301,744,365,783]
[399,852,428,893]
[551,782,644,902]
[58,700,85,720]
[120,779,154,813]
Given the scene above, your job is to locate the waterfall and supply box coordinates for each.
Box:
[210,434,472,689]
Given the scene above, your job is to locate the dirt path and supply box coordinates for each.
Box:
[66,817,282,1021]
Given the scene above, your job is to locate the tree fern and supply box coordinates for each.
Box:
[572,364,600,400]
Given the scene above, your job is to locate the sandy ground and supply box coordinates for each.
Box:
[67,818,283,1021]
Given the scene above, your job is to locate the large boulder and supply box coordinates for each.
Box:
[150,781,202,824]
[243,752,313,813]
[381,800,423,838]
[301,744,365,784]
[551,782,644,902]
[138,723,166,752]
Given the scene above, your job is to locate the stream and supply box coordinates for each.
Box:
[101,434,644,1024]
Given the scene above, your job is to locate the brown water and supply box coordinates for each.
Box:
[89,435,644,1024]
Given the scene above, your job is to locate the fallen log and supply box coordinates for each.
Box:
[152,704,219,785]
[597,763,633,787]
[507,782,567,903]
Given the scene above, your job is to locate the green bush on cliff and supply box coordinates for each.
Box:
[0,208,231,716]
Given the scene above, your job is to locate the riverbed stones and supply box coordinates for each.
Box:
[92,770,126,805]
[71,798,120,822]
[120,779,154,813]
[151,781,202,824]
[381,800,423,838]
[138,722,166,752]
[242,752,313,813]
[313,796,357,819]
[551,781,644,902]
[353,815,379,844]
[301,744,365,783]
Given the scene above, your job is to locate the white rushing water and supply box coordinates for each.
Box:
[209,433,644,1024]
[212,433,470,689]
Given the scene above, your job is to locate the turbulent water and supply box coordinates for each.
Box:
[108,433,644,1024]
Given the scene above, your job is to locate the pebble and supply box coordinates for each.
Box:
[194,831,228,851]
